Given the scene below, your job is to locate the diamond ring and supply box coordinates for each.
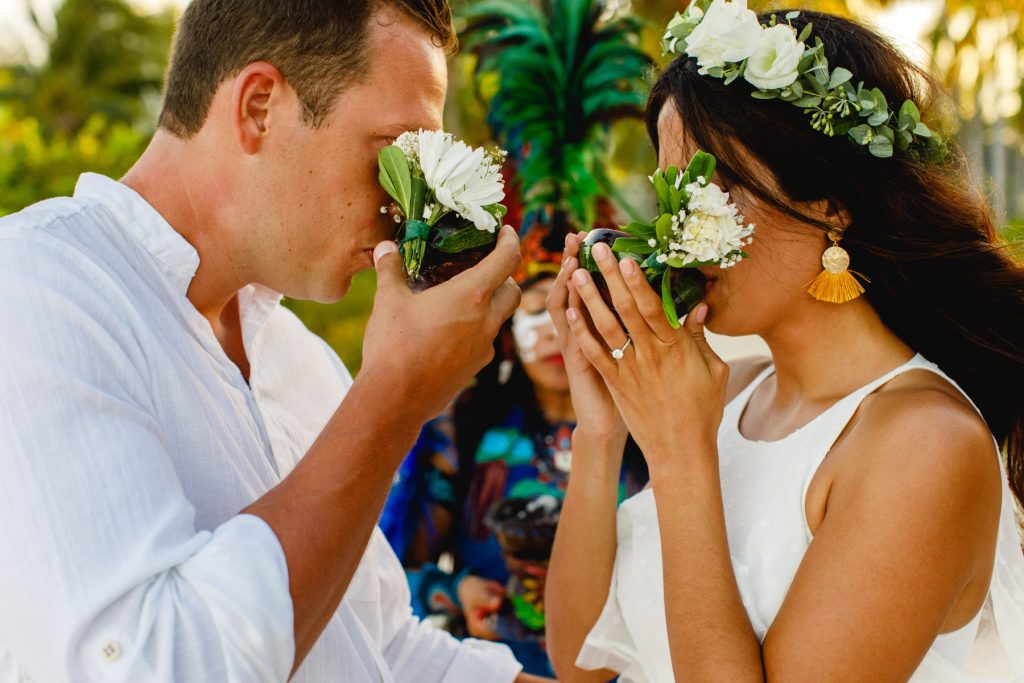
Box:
[610,337,632,360]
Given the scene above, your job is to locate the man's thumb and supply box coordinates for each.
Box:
[373,241,404,290]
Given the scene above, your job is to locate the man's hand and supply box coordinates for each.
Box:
[457,574,505,640]
[360,225,522,425]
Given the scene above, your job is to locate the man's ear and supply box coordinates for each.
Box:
[230,61,288,155]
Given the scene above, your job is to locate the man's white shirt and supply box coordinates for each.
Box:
[0,173,522,682]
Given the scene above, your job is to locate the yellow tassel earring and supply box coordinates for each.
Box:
[806,231,869,304]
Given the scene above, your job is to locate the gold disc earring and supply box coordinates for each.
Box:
[805,230,869,304]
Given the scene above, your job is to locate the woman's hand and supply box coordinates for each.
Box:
[565,241,729,469]
[547,233,627,446]
[457,574,505,640]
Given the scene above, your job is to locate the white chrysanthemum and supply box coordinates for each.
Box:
[664,180,754,265]
[401,130,505,233]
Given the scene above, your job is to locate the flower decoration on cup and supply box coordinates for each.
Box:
[378,130,508,288]
[578,150,754,328]
[662,0,947,162]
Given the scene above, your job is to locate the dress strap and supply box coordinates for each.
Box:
[797,353,931,456]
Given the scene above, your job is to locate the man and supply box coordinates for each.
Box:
[0,1,542,681]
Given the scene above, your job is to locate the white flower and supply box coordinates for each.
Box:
[400,130,506,233]
[677,212,727,263]
[685,181,732,216]
[683,0,762,73]
[744,23,803,91]
[666,180,754,265]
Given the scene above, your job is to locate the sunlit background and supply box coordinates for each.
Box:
[3,0,1023,368]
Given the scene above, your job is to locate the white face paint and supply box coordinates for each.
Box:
[512,309,553,363]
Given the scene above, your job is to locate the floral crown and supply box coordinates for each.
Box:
[662,0,947,162]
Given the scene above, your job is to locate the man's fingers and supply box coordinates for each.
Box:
[454,225,521,292]
[373,241,406,295]
[490,277,522,326]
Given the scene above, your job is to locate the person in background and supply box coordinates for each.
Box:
[381,222,649,677]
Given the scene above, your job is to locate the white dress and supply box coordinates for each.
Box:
[577,354,1024,682]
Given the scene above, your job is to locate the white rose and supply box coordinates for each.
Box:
[683,0,762,73]
[743,23,803,91]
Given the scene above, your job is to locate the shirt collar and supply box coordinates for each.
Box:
[74,173,284,338]
[74,172,201,295]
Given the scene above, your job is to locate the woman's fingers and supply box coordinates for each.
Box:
[566,304,616,377]
[546,257,573,340]
[590,243,651,346]
[682,303,726,375]
[620,258,678,344]
[570,267,630,353]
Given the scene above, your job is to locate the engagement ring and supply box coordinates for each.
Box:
[611,337,632,360]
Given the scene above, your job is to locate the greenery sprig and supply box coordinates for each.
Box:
[663,0,947,162]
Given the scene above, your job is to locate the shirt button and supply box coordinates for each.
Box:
[100,640,122,662]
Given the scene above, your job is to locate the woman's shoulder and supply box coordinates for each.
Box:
[725,355,773,403]
[833,367,1001,513]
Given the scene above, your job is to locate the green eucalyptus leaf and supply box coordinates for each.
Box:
[751,90,779,100]
[867,110,890,126]
[786,10,800,20]
[798,22,813,43]
[793,95,822,108]
[849,123,873,145]
[868,135,894,158]
[899,99,921,123]
[870,88,889,113]
[827,67,853,90]
[896,129,912,150]
[914,122,933,137]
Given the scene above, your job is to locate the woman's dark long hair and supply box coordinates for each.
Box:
[647,11,1024,506]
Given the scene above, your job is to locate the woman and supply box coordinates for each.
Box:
[380,225,649,677]
[544,6,1024,683]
